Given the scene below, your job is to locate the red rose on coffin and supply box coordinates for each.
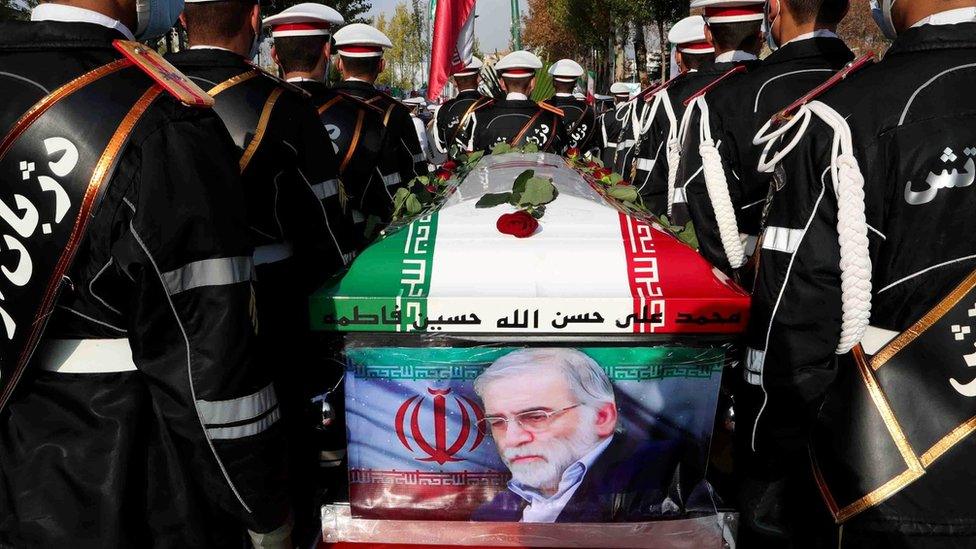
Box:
[496,210,539,238]
[441,160,458,171]
[586,161,600,169]
[593,168,612,180]
[618,179,631,186]
[425,184,437,193]
[566,147,580,159]
[435,169,451,182]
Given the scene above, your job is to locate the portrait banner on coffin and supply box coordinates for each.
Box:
[343,343,725,522]
[812,267,976,523]
[0,59,164,410]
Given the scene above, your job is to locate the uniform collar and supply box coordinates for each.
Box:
[30,4,134,40]
[762,34,853,66]
[888,21,976,57]
[554,92,573,97]
[166,47,247,68]
[456,88,482,98]
[714,50,757,63]
[188,44,236,53]
[286,76,320,83]
[911,7,976,28]
[783,29,839,46]
[506,92,529,100]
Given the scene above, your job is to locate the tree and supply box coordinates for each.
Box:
[374,2,425,91]
[838,1,888,58]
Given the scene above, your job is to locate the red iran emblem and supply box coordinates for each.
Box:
[394,388,486,465]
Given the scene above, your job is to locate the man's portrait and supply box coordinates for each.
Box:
[470,348,681,523]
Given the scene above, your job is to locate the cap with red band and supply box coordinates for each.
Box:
[333,22,393,58]
[669,15,715,54]
[494,50,543,78]
[454,56,483,77]
[690,0,765,24]
[263,3,344,37]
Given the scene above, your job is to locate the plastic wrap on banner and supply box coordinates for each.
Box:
[340,337,729,524]
[320,503,738,548]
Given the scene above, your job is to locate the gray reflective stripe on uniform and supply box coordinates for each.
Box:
[254,242,294,266]
[862,325,899,355]
[161,256,252,296]
[743,234,758,257]
[381,172,401,187]
[351,210,365,223]
[311,179,339,200]
[207,408,281,440]
[673,187,687,204]
[635,157,654,171]
[412,152,426,163]
[605,141,618,148]
[762,226,805,254]
[744,347,764,386]
[36,338,137,373]
[616,139,636,151]
[197,383,278,427]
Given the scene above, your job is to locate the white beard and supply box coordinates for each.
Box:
[501,408,603,493]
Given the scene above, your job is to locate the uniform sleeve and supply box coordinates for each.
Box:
[682,102,746,275]
[634,106,670,210]
[392,105,428,182]
[551,112,569,154]
[746,121,843,465]
[112,110,289,533]
[432,105,448,154]
[278,95,352,291]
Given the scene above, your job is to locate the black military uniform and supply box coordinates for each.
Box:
[465,94,567,153]
[544,93,597,152]
[0,18,288,548]
[671,53,759,254]
[749,18,976,546]
[597,99,628,167]
[679,37,853,275]
[433,88,485,155]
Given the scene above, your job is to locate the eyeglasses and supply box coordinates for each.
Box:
[477,404,581,436]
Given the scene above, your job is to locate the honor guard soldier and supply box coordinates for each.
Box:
[631,15,715,213]
[596,82,632,167]
[403,96,434,166]
[670,0,763,247]
[679,0,852,278]
[327,23,429,239]
[748,1,976,546]
[170,0,352,543]
[465,50,568,153]
[432,56,485,156]
[545,59,598,154]
[0,0,291,547]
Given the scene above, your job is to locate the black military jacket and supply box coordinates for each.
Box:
[597,101,627,167]
[433,88,484,154]
[631,67,719,213]
[465,96,567,153]
[166,49,350,295]
[749,23,976,535]
[680,39,853,274]
[0,21,287,547]
[544,93,597,152]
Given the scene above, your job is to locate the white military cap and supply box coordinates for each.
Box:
[609,82,631,96]
[453,56,483,77]
[593,93,612,101]
[494,50,543,78]
[402,96,427,106]
[669,15,714,54]
[333,23,393,58]
[689,0,765,24]
[573,91,586,100]
[263,3,344,37]
[548,59,584,82]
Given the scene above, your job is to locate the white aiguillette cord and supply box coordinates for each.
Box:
[753,101,872,354]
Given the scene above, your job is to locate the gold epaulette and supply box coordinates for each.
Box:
[112,40,213,108]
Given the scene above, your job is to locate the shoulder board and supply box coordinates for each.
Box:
[245,62,311,98]
[333,90,386,114]
[113,40,213,108]
[537,101,564,116]
[771,53,877,125]
[637,69,687,102]
[682,64,748,107]
[472,98,495,111]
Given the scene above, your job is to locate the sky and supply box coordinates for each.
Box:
[366,0,528,53]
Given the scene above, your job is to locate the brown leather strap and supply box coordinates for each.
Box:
[339,109,365,175]
[510,109,544,147]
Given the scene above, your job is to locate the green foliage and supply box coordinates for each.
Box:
[268,0,371,23]
[530,60,555,102]
[476,169,558,219]
[373,2,426,90]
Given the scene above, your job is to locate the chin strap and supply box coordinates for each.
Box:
[754,101,872,354]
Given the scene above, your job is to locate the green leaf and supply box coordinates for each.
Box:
[529,205,546,219]
[679,221,699,249]
[490,142,512,155]
[518,177,558,206]
[392,187,410,211]
[467,150,485,164]
[405,193,422,214]
[475,192,513,208]
[523,142,539,153]
[608,185,639,203]
[511,169,534,203]
[609,172,623,185]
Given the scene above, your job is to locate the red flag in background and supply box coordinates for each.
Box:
[427,0,477,100]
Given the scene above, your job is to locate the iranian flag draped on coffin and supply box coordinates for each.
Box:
[311,152,750,523]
